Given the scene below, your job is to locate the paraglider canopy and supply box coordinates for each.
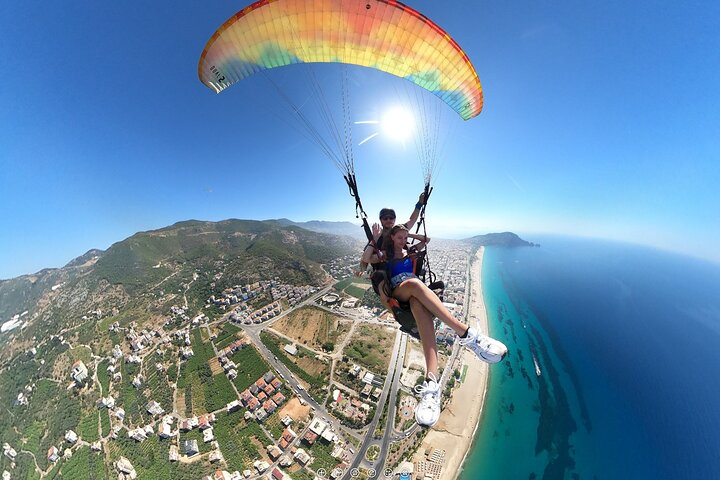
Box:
[198,0,483,120]
[197,0,485,252]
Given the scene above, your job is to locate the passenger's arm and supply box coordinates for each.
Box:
[408,233,430,252]
[356,244,375,276]
[361,243,384,265]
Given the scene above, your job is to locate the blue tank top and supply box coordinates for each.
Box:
[389,256,414,277]
[388,256,416,289]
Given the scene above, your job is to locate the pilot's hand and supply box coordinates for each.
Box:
[371,223,381,241]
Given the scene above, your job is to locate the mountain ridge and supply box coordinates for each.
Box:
[1,219,537,283]
[466,231,538,247]
[0,219,362,332]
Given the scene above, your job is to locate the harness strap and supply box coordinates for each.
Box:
[344,173,377,250]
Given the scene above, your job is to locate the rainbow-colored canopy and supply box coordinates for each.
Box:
[198,0,483,120]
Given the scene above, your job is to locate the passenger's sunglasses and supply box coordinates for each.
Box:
[380,216,396,221]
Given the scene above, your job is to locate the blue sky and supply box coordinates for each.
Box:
[1,0,719,279]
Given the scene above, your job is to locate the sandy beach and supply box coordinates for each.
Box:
[412,247,490,479]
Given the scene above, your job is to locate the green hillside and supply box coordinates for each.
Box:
[0,219,359,358]
[0,218,361,479]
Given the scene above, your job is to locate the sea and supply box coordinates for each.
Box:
[458,236,720,480]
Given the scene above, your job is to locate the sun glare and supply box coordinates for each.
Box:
[382,107,415,141]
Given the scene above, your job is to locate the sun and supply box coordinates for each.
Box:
[355,106,416,146]
[381,107,415,141]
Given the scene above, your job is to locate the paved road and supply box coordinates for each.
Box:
[352,332,408,473]
[340,327,404,479]
[376,332,408,467]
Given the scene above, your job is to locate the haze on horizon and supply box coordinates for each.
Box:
[1,1,719,280]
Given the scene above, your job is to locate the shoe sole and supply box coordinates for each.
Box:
[465,338,508,364]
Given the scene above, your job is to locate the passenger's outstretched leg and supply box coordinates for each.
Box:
[409,298,441,427]
[394,279,468,335]
[395,278,508,364]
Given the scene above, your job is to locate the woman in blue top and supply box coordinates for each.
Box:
[369,224,507,427]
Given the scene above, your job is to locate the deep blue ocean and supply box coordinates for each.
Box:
[459,236,720,480]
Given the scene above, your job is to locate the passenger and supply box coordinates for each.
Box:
[369,224,508,427]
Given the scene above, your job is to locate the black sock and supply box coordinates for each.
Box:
[460,326,470,338]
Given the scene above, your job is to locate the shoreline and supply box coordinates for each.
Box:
[412,247,490,480]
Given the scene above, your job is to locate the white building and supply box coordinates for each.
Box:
[99,396,116,409]
[226,400,241,412]
[128,428,147,442]
[308,417,328,436]
[209,449,223,463]
[115,457,137,479]
[146,401,164,416]
[3,444,17,461]
[71,361,88,383]
[47,446,59,463]
[253,460,269,473]
[65,430,78,444]
[294,448,311,465]
[321,429,337,443]
[159,423,173,438]
[126,354,142,364]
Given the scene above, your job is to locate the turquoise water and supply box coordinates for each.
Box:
[459,237,720,479]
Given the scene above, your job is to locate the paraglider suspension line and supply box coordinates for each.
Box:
[413,182,437,284]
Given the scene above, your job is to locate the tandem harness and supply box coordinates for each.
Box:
[370,249,445,340]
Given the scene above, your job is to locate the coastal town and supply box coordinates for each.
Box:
[1,241,491,480]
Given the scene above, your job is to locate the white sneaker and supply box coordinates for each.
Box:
[459,327,508,364]
[414,373,441,427]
